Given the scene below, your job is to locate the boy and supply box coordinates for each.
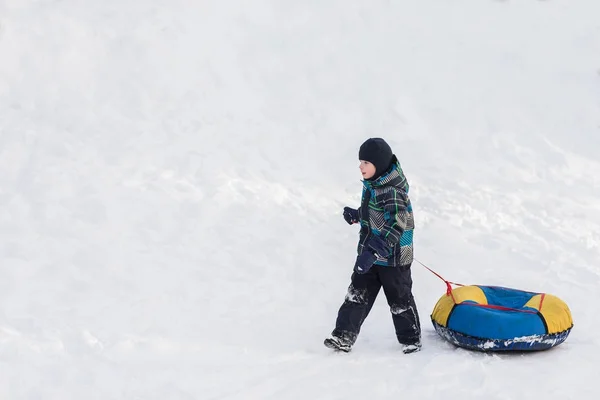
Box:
[324,138,422,354]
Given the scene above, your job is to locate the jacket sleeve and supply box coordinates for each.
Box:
[378,187,409,247]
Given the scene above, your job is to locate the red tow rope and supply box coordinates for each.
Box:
[413,258,463,301]
[414,258,538,314]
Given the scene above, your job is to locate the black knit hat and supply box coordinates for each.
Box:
[359,138,394,179]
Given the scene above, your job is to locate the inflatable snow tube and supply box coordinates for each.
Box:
[431,285,573,351]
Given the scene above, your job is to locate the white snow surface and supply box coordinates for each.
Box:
[1,0,600,399]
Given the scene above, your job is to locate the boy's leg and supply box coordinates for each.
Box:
[379,265,422,346]
[330,268,382,346]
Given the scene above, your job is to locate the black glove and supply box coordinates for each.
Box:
[343,207,359,225]
[354,251,377,274]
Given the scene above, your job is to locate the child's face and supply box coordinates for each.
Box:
[359,160,376,179]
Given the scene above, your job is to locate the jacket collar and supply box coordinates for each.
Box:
[362,161,408,192]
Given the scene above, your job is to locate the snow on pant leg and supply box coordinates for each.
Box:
[332,268,381,344]
[379,265,421,344]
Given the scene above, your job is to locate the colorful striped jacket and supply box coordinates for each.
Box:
[357,159,414,267]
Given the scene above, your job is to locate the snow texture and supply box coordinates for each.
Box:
[1,0,599,399]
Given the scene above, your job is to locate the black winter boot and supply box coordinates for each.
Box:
[324,334,354,352]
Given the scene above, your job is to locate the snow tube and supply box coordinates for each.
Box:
[431,285,573,351]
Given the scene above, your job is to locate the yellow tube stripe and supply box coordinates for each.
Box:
[525,294,573,334]
[431,286,487,326]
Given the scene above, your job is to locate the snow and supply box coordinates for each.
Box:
[1,0,599,399]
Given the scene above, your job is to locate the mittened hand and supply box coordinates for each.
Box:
[354,251,377,274]
[367,235,390,258]
[343,207,359,225]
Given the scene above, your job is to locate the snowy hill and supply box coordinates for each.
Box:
[1,0,599,399]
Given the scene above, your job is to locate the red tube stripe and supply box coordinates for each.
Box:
[539,293,546,311]
[459,302,538,314]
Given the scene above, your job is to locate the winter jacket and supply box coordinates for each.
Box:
[357,159,414,267]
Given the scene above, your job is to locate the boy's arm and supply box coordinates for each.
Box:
[378,187,409,247]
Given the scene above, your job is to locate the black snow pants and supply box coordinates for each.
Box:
[332,264,421,346]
